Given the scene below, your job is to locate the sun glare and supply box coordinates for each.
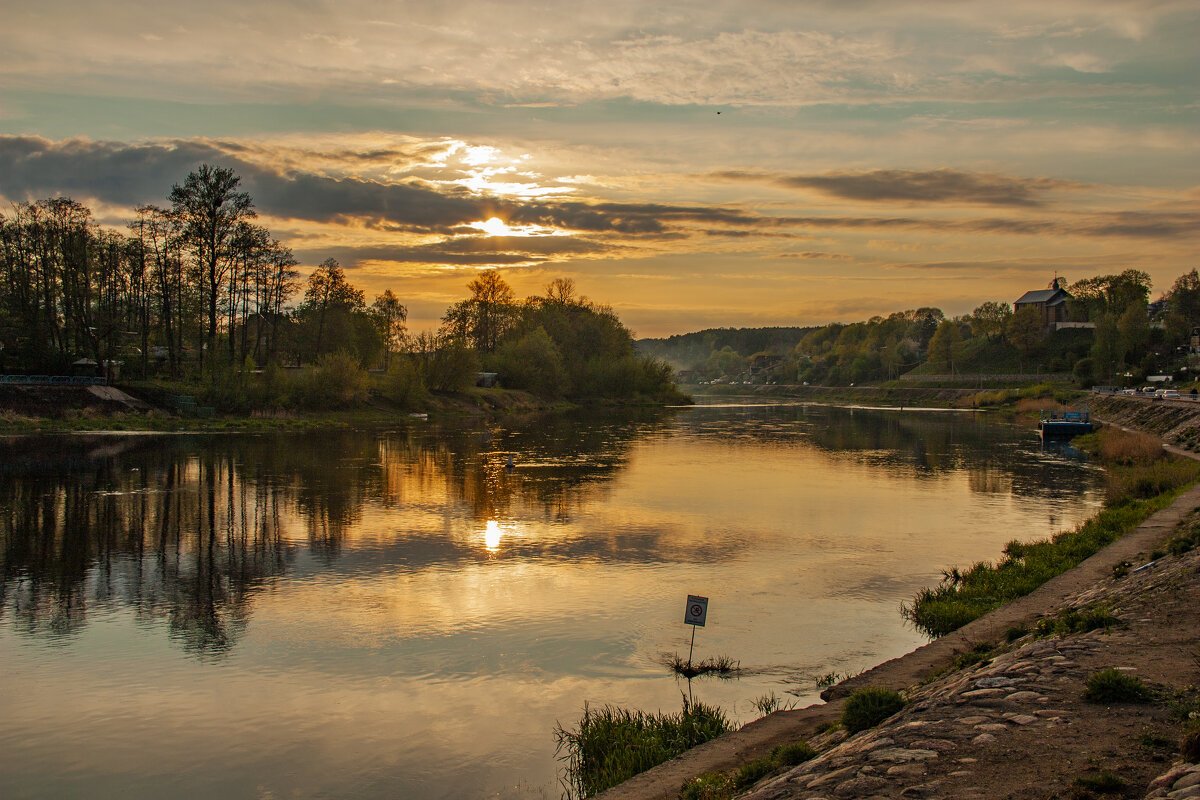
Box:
[484,520,503,552]
[468,217,565,237]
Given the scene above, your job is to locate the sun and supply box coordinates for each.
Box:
[474,217,519,237]
[467,216,566,237]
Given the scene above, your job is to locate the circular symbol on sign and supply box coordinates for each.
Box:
[690,604,703,617]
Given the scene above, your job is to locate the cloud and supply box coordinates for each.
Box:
[715,168,1080,206]
[778,251,854,260]
[296,234,617,269]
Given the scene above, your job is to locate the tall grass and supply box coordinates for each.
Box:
[903,427,1200,638]
[554,698,731,798]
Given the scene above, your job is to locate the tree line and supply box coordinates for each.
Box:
[0,164,679,407]
[0,165,410,378]
[659,268,1200,386]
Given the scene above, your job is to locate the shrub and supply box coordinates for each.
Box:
[1083,668,1152,704]
[679,773,733,800]
[732,756,776,790]
[772,741,816,766]
[303,351,369,408]
[378,356,426,407]
[492,327,570,397]
[841,687,905,733]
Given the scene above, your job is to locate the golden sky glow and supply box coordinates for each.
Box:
[0,1,1197,336]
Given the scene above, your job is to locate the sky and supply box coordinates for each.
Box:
[1,0,1198,337]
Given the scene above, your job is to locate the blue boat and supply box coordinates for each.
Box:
[1038,409,1095,439]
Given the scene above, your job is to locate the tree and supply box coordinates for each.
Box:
[493,326,569,397]
[441,270,517,353]
[1091,313,1120,381]
[970,301,1012,342]
[298,259,367,360]
[1116,300,1150,366]
[928,319,962,372]
[1164,269,1200,347]
[169,165,255,370]
[1006,306,1046,361]
[1067,270,1152,321]
[370,289,408,370]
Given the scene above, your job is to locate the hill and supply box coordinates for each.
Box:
[636,327,816,370]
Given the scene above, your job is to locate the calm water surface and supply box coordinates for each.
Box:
[0,404,1104,799]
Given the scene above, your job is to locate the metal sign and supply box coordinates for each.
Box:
[684,595,709,627]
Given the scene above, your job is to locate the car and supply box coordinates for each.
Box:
[1121,388,1137,395]
[1161,389,1181,399]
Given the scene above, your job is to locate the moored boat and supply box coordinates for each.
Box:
[1038,409,1095,439]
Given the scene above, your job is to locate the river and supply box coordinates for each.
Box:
[0,403,1104,798]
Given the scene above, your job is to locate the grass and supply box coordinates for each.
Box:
[1166,519,1200,555]
[555,698,731,799]
[678,741,816,800]
[841,687,906,734]
[902,427,1200,638]
[666,654,741,680]
[1083,668,1153,704]
[1071,771,1126,795]
[750,691,799,716]
[1034,604,1121,638]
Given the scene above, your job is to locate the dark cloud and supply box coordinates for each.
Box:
[1075,211,1200,239]
[0,136,761,239]
[715,168,1078,207]
[0,136,229,206]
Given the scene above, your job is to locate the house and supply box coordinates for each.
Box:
[1014,277,1072,328]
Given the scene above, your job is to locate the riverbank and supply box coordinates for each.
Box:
[0,382,604,433]
[686,382,1083,411]
[600,412,1200,800]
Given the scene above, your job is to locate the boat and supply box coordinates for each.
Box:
[1038,409,1095,439]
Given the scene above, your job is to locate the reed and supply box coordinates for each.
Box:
[554,698,731,798]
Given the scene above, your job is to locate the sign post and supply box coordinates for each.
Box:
[683,594,708,668]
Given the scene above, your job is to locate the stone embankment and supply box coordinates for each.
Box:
[1089,394,1200,453]
[742,529,1200,799]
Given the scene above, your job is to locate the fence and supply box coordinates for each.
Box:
[0,375,108,386]
[897,372,1073,384]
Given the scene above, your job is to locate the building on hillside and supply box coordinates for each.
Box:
[1014,277,1072,329]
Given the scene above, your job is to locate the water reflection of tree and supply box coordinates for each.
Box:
[685,406,1099,501]
[380,409,673,523]
[0,411,672,654]
[0,437,290,657]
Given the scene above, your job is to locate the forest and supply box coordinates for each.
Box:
[639,268,1200,388]
[0,165,681,409]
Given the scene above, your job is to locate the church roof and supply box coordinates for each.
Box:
[1015,288,1070,306]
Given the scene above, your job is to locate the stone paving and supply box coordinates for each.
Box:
[739,544,1200,800]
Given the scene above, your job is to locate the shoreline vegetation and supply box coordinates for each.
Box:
[556,416,1200,798]
[902,425,1200,638]
[0,376,1084,435]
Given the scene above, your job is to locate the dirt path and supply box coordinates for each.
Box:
[601,431,1200,800]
